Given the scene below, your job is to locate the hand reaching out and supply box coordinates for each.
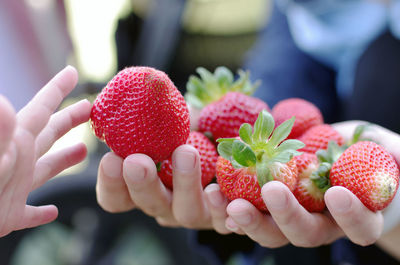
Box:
[0,66,91,237]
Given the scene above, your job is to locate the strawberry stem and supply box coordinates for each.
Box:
[185,66,260,109]
[217,110,305,188]
[310,162,331,192]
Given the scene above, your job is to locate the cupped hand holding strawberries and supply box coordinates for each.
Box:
[93,66,400,249]
[207,110,399,248]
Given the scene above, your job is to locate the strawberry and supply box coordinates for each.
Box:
[185,66,260,109]
[330,141,400,212]
[272,98,323,139]
[198,92,270,141]
[158,131,218,189]
[90,66,190,162]
[185,66,267,138]
[216,110,303,212]
[292,153,327,212]
[298,124,344,154]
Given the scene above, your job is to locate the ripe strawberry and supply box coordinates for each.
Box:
[158,131,218,189]
[216,110,303,212]
[185,67,261,131]
[272,98,323,139]
[198,92,270,141]
[330,141,400,212]
[292,153,327,212]
[185,66,260,109]
[90,66,190,162]
[298,124,344,154]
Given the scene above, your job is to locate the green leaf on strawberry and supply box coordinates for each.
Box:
[217,110,305,188]
[185,66,260,109]
[232,140,257,167]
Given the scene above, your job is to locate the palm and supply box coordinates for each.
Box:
[0,66,90,237]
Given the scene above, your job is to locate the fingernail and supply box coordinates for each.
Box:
[327,190,352,213]
[206,187,225,207]
[173,151,196,172]
[225,217,239,231]
[230,211,253,226]
[263,188,288,211]
[124,162,146,182]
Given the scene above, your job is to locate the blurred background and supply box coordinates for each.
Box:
[2,0,400,264]
[0,0,273,264]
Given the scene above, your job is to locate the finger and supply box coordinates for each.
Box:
[0,95,16,158]
[325,186,384,246]
[0,142,17,187]
[35,99,91,158]
[332,121,400,164]
[171,145,211,228]
[123,154,173,219]
[262,181,342,247]
[16,205,58,230]
[225,216,245,235]
[226,198,288,247]
[204,184,231,234]
[96,152,135,213]
[17,66,78,137]
[32,143,87,190]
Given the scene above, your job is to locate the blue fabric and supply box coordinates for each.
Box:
[275,0,399,98]
[243,2,339,123]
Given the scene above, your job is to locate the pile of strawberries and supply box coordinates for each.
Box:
[90,66,400,213]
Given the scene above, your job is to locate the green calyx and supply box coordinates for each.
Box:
[217,110,305,188]
[310,124,371,193]
[312,141,347,192]
[310,162,332,192]
[309,123,374,192]
[347,123,377,146]
[185,66,260,109]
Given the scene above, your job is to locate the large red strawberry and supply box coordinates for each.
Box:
[330,141,400,212]
[198,92,270,141]
[292,153,327,212]
[90,66,190,162]
[216,110,303,212]
[272,98,323,139]
[298,124,344,154]
[158,131,218,189]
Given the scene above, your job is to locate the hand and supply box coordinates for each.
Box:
[203,120,399,248]
[97,145,232,231]
[0,66,91,237]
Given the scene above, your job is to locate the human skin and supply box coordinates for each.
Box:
[96,116,400,254]
[0,66,91,237]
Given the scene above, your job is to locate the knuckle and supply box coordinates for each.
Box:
[259,238,289,248]
[97,199,122,213]
[156,217,179,228]
[291,232,322,248]
[214,225,232,235]
[353,235,379,246]
[96,190,134,213]
[175,213,205,229]
[141,204,168,218]
[175,215,198,228]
